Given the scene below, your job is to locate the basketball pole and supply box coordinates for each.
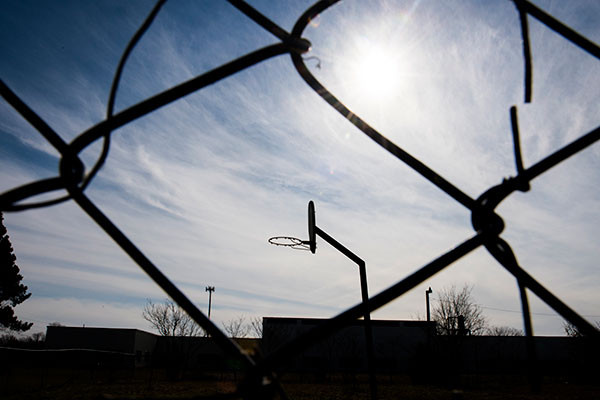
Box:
[268,201,378,399]
[313,225,378,400]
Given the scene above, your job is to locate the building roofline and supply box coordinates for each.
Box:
[46,326,157,336]
[263,316,435,328]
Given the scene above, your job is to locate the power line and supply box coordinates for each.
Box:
[481,306,600,319]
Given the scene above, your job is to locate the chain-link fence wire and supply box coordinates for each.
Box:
[1,0,599,398]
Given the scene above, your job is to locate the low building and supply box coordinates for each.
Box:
[44,326,260,372]
[41,321,598,379]
[261,317,599,379]
[262,317,435,373]
[46,326,158,367]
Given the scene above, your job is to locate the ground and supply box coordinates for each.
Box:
[2,368,599,400]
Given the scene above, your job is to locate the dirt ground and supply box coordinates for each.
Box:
[2,368,599,400]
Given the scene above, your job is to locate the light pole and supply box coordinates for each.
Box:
[206,286,215,319]
[426,287,433,322]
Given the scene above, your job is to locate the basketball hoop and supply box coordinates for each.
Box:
[268,236,310,251]
[269,201,317,252]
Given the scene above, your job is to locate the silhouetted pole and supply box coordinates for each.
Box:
[314,226,377,400]
[206,286,215,319]
[426,287,432,322]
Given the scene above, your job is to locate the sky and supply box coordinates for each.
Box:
[1,0,599,338]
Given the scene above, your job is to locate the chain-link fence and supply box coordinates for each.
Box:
[1,0,599,398]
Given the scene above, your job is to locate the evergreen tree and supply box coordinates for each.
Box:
[0,212,32,332]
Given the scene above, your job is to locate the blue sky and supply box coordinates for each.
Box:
[1,0,599,337]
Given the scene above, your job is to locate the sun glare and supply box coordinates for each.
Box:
[352,43,401,99]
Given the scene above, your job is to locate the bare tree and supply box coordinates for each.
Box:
[486,325,523,336]
[222,315,250,338]
[142,299,203,336]
[249,316,263,338]
[563,320,600,337]
[432,284,486,335]
[30,331,45,342]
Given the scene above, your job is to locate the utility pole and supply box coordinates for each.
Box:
[206,286,215,319]
[426,287,432,322]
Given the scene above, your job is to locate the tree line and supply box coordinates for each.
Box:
[142,286,597,339]
[142,286,522,340]
[142,299,263,338]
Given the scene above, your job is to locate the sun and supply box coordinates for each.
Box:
[352,42,401,99]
